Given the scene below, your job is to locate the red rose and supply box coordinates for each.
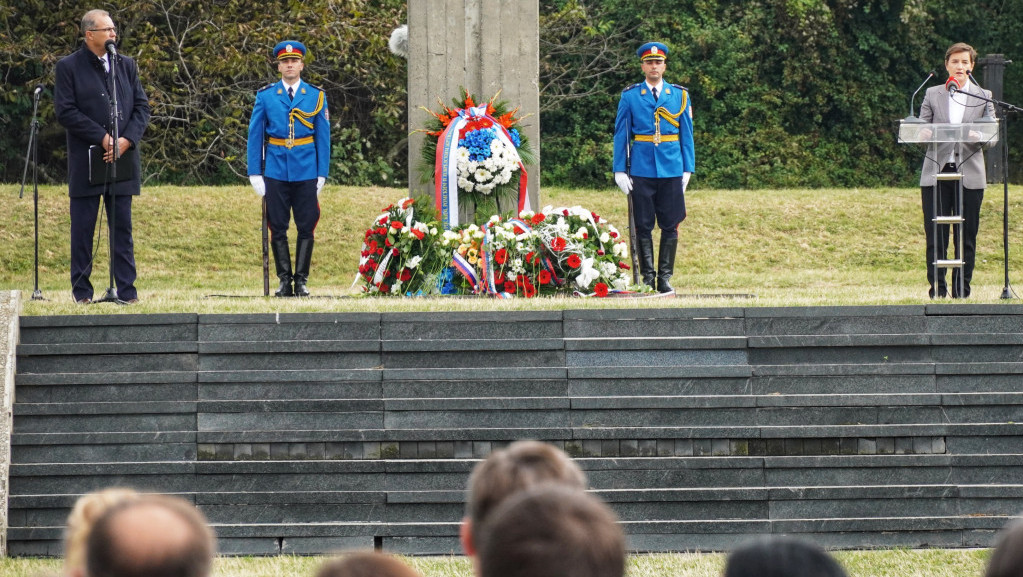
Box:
[619,261,631,270]
[400,269,412,282]
[538,270,552,285]
[377,227,387,235]
[376,248,385,255]
[380,284,390,292]
[392,248,399,257]
[550,237,567,251]
[384,270,392,278]
[592,212,601,222]
[609,231,618,239]
[582,231,588,239]
[562,209,569,216]
[566,254,582,268]
[390,221,403,230]
[495,248,508,265]
[594,283,609,297]
[597,250,605,256]
[411,229,425,240]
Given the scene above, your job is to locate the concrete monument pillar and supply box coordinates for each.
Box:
[407,0,540,222]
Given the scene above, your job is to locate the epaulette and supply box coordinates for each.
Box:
[256,83,275,93]
[622,82,643,93]
[304,83,324,92]
[670,83,688,92]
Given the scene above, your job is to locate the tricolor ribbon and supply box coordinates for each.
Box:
[434,104,531,230]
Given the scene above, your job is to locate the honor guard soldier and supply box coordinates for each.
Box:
[247,40,330,297]
[613,41,695,293]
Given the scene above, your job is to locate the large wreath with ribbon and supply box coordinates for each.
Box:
[418,90,536,228]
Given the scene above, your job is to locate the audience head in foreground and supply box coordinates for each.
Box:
[64,488,141,577]
[85,494,216,577]
[462,440,587,556]
[315,551,423,577]
[475,484,625,577]
[985,516,1023,577]
[723,536,847,577]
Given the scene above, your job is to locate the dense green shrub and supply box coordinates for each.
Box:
[1,0,1020,188]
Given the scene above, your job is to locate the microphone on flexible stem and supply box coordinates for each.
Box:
[905,69,936,122]
[945,76,961,94]
[104,39,117,56]
[33,84,43,100]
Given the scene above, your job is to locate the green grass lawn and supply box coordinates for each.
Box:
[3,183,1022,314]
[0,548,992,577]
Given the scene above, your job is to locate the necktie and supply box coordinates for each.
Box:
[288,86,294,100]
[652,86,658,100]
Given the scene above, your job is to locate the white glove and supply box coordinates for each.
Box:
[614,172,633,195]
[682,172,692,192]
[249,175,265,197]
[316,176,325,196]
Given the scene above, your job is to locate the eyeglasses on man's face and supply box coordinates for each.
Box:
[88,27,117,34]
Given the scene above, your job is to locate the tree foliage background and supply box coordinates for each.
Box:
[1,0,1020,189]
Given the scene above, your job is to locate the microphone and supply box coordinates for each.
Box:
[104,39,117,56]
[33,84,43,96]
[945,76,960,93]
[965,69,982,88]
[908,69,937,119]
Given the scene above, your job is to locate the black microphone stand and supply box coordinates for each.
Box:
[19,86,45,301]
[956,81,1023,300]
[96,47,121,303]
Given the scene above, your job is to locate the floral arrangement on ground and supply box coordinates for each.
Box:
[356,197,640,297]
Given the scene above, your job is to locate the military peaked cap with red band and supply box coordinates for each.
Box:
[274,40,307,60]
[637,42,669,61]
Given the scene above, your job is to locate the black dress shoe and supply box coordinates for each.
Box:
[74,297,92,304]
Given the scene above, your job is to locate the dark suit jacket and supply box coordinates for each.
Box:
[918,83,997,190]
[55,44,150,197]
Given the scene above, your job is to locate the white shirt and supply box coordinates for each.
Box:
[947,80,970,163]
[646,80,664,100]
[948,80,970,125]
[283,79,302,97]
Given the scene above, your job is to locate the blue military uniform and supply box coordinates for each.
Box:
[247,40,330,296]
[612,42,695,293]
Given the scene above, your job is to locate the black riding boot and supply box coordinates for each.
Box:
[657,236,678,294]
[637,236,656,290]
[293,238,314,297]
[271,238,294,297]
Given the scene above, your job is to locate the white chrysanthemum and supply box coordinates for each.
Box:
[600,232,610,243]
[475,169,492,182]
[601,262,617,276]
[612,242,628,257]
[612,276,630,291]
[458,177,474,191]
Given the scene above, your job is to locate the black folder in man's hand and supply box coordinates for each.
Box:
[89,145,135,185]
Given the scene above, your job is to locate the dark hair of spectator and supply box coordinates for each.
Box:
[476,485,625,577]
[724,536,847,577]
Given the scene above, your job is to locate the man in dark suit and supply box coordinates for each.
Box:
[55,9,150,304]
[918,42,996,299]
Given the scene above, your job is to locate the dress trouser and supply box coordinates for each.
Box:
[264,177,320,241]
[630,175,686,240]
[70,194,136,301]
[921,164,983,298]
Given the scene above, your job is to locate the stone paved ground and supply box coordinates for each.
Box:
[0,290,20,555]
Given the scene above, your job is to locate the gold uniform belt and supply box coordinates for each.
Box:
[633,134,679,144]
[268,136,314,148]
